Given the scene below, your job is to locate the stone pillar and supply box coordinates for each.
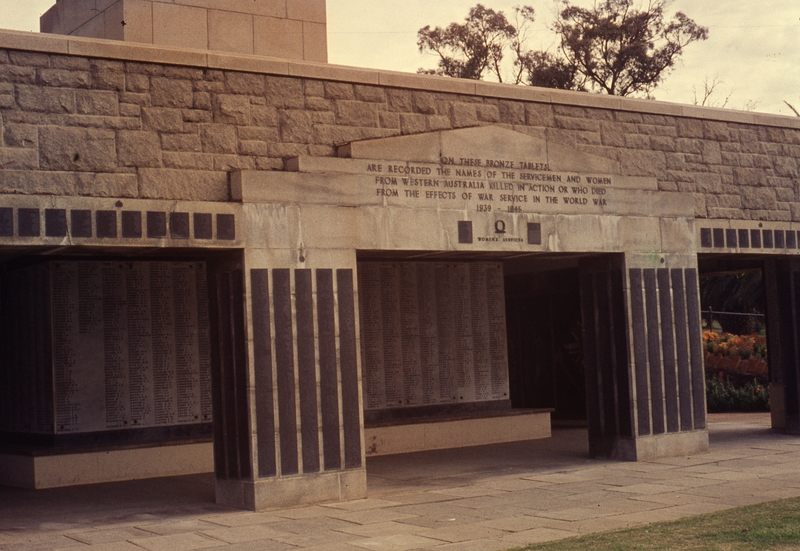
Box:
[764,259,800,433]
[579,256,634,458]
[211,255,366,511]
[580,254,709,460]
[208,261,253,502]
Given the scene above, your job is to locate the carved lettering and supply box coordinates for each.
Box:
[455,169,483,178]
[426,191,457,199]
[500,194,527,203]
[388,165,432,175]
[519,172,562,182]
[485,159,515,168]
[518,161,550,171]
[402,178,440,187]
[361,160,615,214]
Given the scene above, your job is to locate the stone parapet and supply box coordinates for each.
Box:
[1,28,798,129]
[0,28,799,221]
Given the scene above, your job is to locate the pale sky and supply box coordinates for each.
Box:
[1,1,799,116]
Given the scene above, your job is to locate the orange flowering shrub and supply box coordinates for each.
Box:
[703,331,767,360]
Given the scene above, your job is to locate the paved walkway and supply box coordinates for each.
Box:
[2,413,800,551]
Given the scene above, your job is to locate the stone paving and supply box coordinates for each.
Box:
[2,412,800,551]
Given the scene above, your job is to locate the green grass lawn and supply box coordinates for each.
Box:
[509,497,800,551]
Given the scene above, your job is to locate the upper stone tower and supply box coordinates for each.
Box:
[40,0,327,62]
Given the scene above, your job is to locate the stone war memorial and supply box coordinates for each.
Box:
[0,0,799,512]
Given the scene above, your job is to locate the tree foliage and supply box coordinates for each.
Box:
[417,4,532,83]
[519,50,584,91]
[700,272,764,315]
[551,0,708,96]
[417,0,709,97]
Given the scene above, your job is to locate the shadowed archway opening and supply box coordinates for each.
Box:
[0,245,244,492]
[356,250,628,471]
[699,255,774,433]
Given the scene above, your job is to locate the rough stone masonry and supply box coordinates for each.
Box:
[1,45,798,220]
[3,21,800,510]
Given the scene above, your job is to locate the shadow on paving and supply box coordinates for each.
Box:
[707,411,784,448]
[0,429,594,534]
[0,473,223,534]
[0,413,784,537]
[365,427,596,496]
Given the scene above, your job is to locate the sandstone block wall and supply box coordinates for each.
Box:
[40,0,327,62]
[0,45,799,219]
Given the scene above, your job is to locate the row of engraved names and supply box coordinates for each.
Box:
[359,262,509,411]
[51,262,212,434]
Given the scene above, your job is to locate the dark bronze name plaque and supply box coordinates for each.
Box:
[359,261,509,411]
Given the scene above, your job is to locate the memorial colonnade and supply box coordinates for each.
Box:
[0,28,798,510]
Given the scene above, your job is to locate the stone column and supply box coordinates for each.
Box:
[579,255,634,458]
[207,260,253,505]
[212,251,367,511]
[580,254,709,460]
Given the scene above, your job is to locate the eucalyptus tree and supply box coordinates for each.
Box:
[418,0,709,97]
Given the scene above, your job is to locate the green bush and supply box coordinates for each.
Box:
[706,374,769,413]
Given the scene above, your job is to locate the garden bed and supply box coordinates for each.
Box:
[703,331,769,413]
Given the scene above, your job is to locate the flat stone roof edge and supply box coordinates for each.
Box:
[2,28,800,130]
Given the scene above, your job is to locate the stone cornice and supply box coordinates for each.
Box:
[2,28,799,130]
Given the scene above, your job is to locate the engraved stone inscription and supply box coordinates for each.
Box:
[359,261,510,410]
[365,158,614,214]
